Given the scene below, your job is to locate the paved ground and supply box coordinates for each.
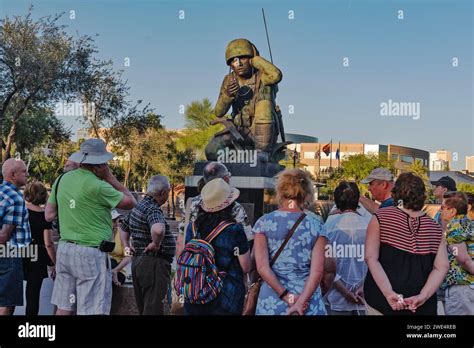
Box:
[14,276,55,315]
[14,263,134,316]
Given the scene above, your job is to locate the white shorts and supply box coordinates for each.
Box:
[52,241,112,315]
[445,285,474,315]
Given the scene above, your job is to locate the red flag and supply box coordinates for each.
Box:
[322,143,331,156]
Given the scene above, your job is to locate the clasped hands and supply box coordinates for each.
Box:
[386,291,427,313]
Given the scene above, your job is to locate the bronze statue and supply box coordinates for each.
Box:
[205,38,287,164]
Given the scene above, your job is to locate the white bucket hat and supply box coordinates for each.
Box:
[69,138,115,165]
[200,178,240,213]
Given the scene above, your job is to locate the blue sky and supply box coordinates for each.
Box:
[2,0,473,169]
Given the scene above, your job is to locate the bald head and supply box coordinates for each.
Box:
[2,158,28,187]
[203,162,230,183]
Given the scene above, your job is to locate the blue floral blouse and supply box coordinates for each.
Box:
[252,210,328,315]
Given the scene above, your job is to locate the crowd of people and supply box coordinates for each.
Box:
[0,138,472,316]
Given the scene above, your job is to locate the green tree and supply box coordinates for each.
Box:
[108,107,162,187]
[80,60,130,140]
[160,134,194,218]
[176,98,223,160]
[407,159,430,191]
[0,8,94,161]
[325,153,396,196]
[3,106,70,158]
[458,183,474,193]
[27,139,78,185]
[115,127,194,218]
[407,159,428,178]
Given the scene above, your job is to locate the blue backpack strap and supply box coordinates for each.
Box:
[204,221,234,243]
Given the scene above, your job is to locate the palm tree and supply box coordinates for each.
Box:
[176,99,223,160]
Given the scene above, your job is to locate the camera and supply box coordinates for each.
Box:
[99,240,116,253]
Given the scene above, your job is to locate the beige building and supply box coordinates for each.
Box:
[288,141,429,179]
[466,155,474,174]
[430,150,452,171]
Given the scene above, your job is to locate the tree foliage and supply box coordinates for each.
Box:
[80,60,129,139]
[325,153,396,195]
[0,7,94,161]
[27,139,78,185]
[3,106,70,157]
[176,98,223,160]
[407,159,431,192]
[458,182,474,194]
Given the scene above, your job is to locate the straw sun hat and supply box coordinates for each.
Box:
[200,178,240,213]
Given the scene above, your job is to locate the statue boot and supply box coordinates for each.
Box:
[254,123,273,163]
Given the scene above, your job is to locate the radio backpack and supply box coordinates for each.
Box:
[174,221,234,304]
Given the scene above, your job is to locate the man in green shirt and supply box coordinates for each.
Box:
[45,138,136,315]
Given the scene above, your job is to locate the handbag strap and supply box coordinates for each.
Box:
[54,173,65,222]
[270,212,306,266]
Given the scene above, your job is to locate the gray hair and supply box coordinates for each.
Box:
[203,162,229,183]
[147,175,170,195]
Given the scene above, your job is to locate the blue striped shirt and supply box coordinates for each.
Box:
[0,181,31,247]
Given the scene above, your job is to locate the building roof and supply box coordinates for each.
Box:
[285,133,318,143]
[429,171,474,185]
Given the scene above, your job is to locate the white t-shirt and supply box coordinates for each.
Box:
[323,211,371,312]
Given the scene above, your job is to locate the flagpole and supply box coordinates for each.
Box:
[329,140,332,170]
[318,143,321,180]
[338,141,341,168]
[293,147,297,168]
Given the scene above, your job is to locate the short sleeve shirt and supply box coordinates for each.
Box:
[251,210,328,315]
[48,169,123,246]
[121,195,176,257]
[442,215,474,288]
[379,197,394,209]
[323,211,371,311]
[0,181,31,247]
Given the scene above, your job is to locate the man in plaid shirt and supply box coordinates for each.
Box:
[0,158,31,315]
[120,175,175,315]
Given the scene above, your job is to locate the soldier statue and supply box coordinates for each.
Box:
[205,38,287,163]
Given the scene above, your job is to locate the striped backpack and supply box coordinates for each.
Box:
[174,221,233,304]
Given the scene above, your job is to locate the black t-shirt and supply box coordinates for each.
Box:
[28,209,52,247]
[24,209,53,274]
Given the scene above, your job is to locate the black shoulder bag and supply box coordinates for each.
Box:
[53,173,65,236]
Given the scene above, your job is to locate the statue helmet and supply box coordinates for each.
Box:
[225,38,257,65]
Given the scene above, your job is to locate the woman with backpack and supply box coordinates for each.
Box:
[253,169,328,315]
[178,178,251,315]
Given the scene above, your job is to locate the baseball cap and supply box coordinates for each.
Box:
[430,176,457,192]
[361,168,394,184]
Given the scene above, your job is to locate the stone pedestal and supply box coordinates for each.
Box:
[193,161,283,178]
